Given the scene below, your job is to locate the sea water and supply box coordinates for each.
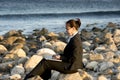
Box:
[0,0,120,35]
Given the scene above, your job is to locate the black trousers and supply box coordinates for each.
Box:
[24,58,77,80]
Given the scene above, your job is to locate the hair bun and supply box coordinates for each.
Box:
[76,18,80,21]
[75,18,81,28]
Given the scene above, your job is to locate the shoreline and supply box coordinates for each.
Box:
[0,17,120,36]
[17,21,120,36]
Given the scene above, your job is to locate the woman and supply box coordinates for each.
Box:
[24,18,84,80]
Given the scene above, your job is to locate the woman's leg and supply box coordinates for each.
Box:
[24,58,49,80]
[24,58,77,80]
[45,60,77,74]
[40,69,51,80]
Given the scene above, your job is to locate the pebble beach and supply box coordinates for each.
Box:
[0,21,120,80]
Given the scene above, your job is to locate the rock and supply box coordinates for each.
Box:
[26,75,42,80]
[82,41,91,51]
[37,48,56,59]
[83,53,89,59]
[116,73,120,80]
[103,69,114,75]
[82,58,88,66]
[94,30,104,38]
[0,57,2,63]
[26,34,36,41]
[38,35,46,42]
[3,49,26,62]
[24,55,43,73]
[110,55,120,63]
[94,46,106,53]
[118,66,120,72]
[17,57,29,65]
[104,52,115,60]
[0,61,16,72]
[107,22,117,28]
[10,74,21,80]
[10,43,24,50]
[46,32,59,41]
[0,44,8,54]
[51,41,66,54]
[83,49,87,53]
[92,27,102,32]
[89,54,104,61]
[93,37,104,44]
[2,36,18,46]
[81,29,94,40]
[23,45,30,53]
[78,69,93,80]
[13,37,26,44]
[42,41,53,49]
[104,32,117,51]
[97,75,107,80]
[0,74,10,80]
[47,32,59,37]
[0,35,4,41]
[39,28,48,36]
[58,32,66,42]
[116,51,120,54]
[57,72,82,80]
[118,45,120,50]
[86,61,98,70]
[99,62,114,72]
[12,49,26,57]
[58,32,66,38]
[27,41,38,51]
[51,71,60,80]
[11,64,25,75]
[10,49,26,57]
[113,29,120,45]
[4,30,22,38]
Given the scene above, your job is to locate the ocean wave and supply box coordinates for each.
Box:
[0,10,120,18]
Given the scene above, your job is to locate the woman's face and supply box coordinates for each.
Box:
[66,24,74,36]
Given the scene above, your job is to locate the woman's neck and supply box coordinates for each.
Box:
[72,30,78,36]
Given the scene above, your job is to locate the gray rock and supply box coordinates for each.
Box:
[42,41,53,49]
[99,62,114,72]
[11,64,25,75]
[0,74,10,80]
[0,61,16,72]
[36,48,56,59]
[82,41,91,51]
[94,46,106,53]
[86,61,98,70]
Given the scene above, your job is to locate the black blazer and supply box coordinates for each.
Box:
[60,33,84,70]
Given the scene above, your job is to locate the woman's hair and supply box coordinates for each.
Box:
[66,18,81,30]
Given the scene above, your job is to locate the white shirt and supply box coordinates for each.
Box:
[67,31,78,43]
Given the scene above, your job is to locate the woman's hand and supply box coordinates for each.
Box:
[52,55,61,60]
